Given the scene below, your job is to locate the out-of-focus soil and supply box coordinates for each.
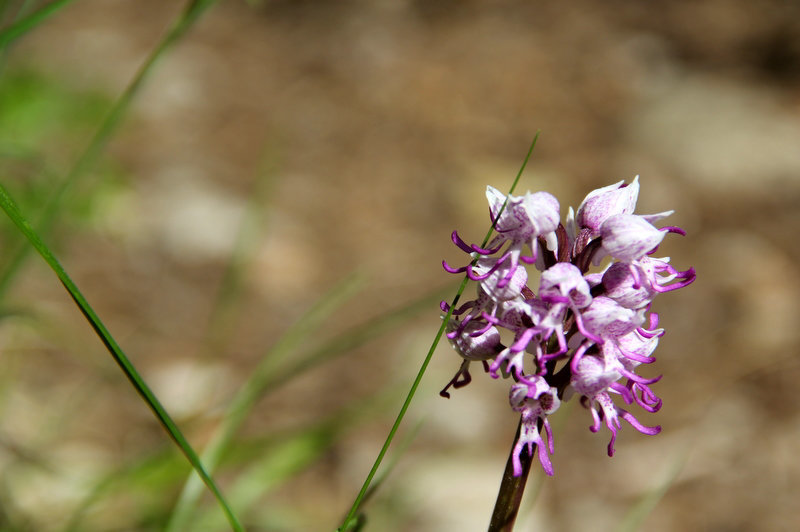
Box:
[3,1,800,530]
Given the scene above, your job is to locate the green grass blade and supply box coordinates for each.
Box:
[192,389,401,531]
[168,280,447,529]
[0,0,220,300]
[343,417,425,528]
[0,0,76,50]
[165,273,365,532]
[0,182,243,532]
[338,132,541,531]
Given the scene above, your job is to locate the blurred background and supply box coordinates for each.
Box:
[1,0,799,530]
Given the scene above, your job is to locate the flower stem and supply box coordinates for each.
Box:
[488,418,533,532]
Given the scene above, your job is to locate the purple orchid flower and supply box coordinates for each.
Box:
[440,177,693,476]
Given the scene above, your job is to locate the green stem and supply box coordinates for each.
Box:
[0,182,242,531]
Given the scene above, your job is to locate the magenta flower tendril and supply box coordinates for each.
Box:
[509,378,560,476]
[440,176,695,477]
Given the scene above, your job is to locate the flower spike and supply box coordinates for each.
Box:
[439,176,693,476]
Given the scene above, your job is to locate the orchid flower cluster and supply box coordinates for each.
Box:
[439,177,695,476]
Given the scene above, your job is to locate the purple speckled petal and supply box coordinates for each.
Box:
[523,191,561,235]
[540,262,592,309]
[576,176,640,235]
[601,214,666,262]
[602,262,658,309]
[570,353,623,396]
[449,326,502,361]
[580,296,643,340]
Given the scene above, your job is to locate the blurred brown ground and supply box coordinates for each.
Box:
[2,0,800,530]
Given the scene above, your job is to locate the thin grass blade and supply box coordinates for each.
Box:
[338,132,541,531]
[0,0,220,299]
[0,0,76,50]
[191,389,401,530]
[166,273,365,532]
[168,280,448,529]
[0,182,243,532]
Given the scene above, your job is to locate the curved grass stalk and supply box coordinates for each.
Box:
[167,279,448,529]
[0,0,76,50]
[338,132,541,531]
[189,387,409,530]
[165,272,365,532]
[0,0,220,299]
[0,183,243,531]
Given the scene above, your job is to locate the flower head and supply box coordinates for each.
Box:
[440,176,694,476]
